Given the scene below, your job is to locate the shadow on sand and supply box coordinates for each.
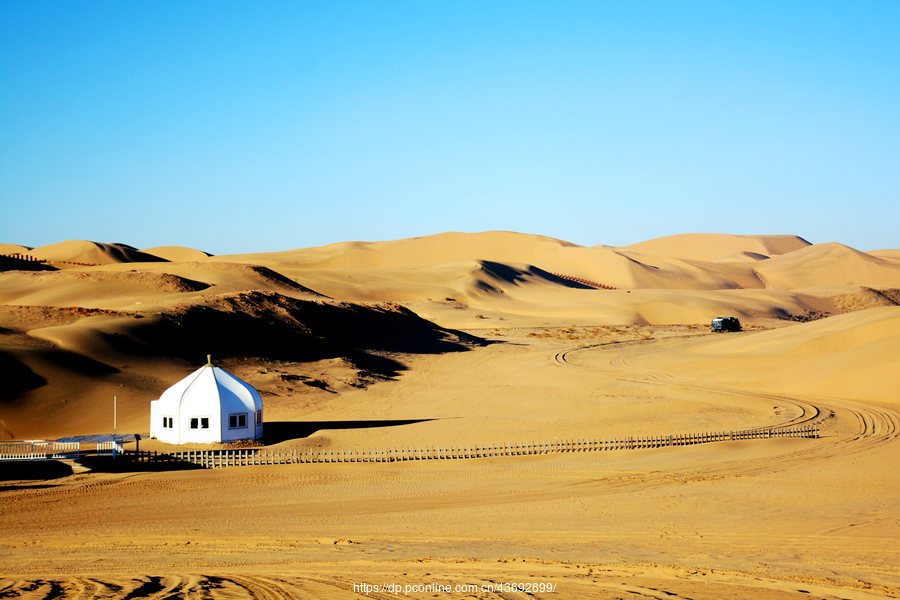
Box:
[76,455,204,474]
[0,460,73,485]
[0,457,201,484]
[263,419,435,445]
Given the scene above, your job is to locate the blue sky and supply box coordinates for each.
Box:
[1,1,898,254]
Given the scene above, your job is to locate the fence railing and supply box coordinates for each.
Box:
[0,253,97,267]
[0,441,81,461]
[548,272,617,290]
[0,253,47,264]
[131,424,819,469]
[0,424,819,467]
[96,440,124,457]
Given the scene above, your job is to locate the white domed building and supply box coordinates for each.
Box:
[149,357,263,444]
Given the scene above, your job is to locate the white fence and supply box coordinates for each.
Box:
[0,441,81,461]
[96,440,124,457]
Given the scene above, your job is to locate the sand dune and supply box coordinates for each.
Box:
[829,286,900,313]
[410,280,828,328]
[0,262,326,312]
[229,231,707,290]
[755,242,900,289]
[226,232,651,290]
[228,233,737,292]
[243,262,894,330]
[142,245,212,262]
[0,288,481,437]
[0,270,210,308]
[226,232,899,295]
[0,244,33,255]
[625,306,900,405]
[710,305,900,356]
[255,231,580,269]
[621,232,811,261]
[870,249,900,260]
[98,261,326,297]
[27,240,167,266]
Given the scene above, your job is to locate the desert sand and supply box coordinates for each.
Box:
[1,231,899,598]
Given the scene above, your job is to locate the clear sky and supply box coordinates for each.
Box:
[1,1,898,254]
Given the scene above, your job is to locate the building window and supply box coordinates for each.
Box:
[228,413,248,429]
[190,417,209,430]
[162,416,173,429]
[256,410,262,426]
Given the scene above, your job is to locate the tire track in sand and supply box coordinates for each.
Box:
[554,338,899,477]
[0,575,407,600]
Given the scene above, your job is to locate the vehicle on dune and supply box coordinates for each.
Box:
[711,316,742,332]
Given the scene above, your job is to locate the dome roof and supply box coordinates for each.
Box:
[158,363,262,416]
